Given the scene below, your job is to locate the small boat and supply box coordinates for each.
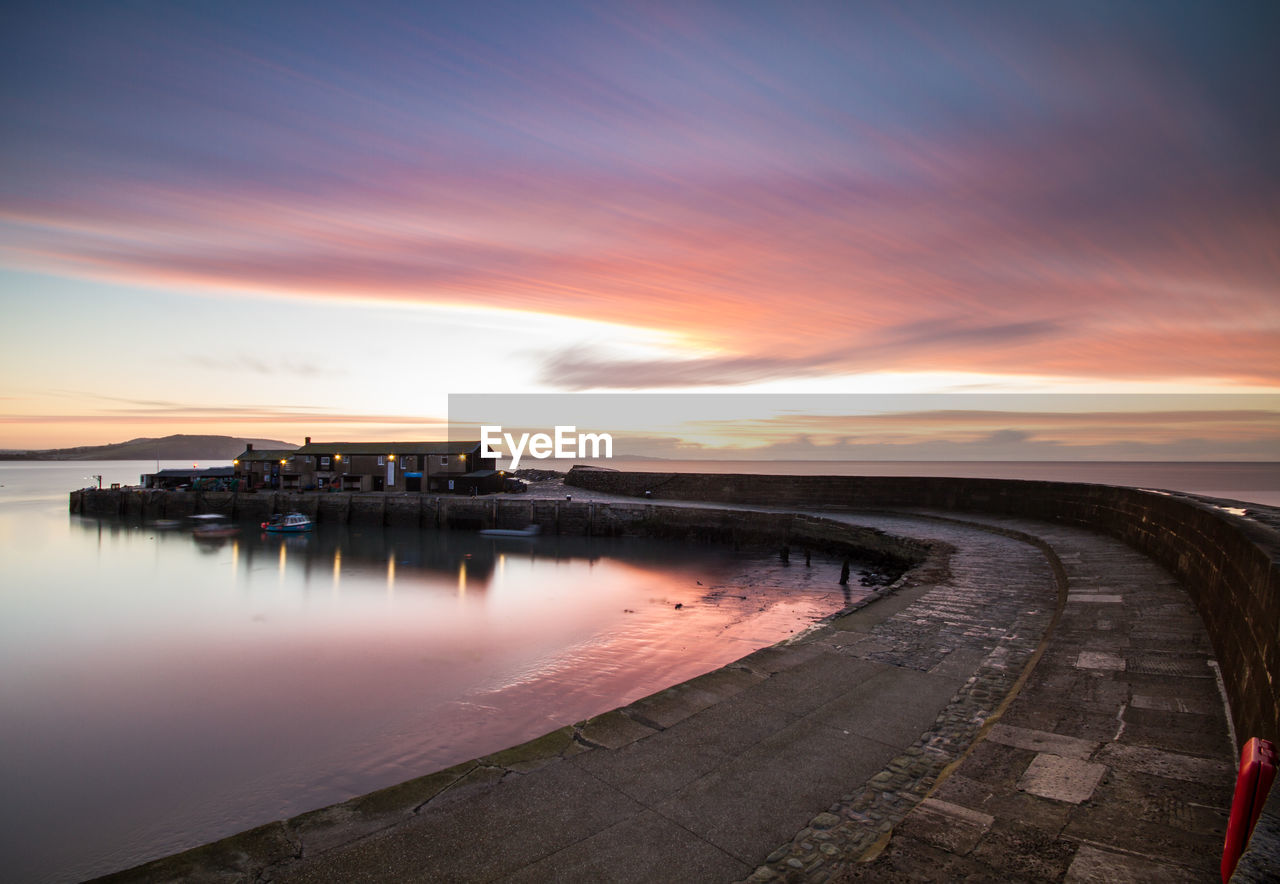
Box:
[190,513,238,539]
[263,512,313,534]
[478,525,541,538]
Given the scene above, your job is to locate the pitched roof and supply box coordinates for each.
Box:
[150,467,236,478]
[234,449,296,462]
[291,440,482,456]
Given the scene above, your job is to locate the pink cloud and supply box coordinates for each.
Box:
[3,4,1276,390]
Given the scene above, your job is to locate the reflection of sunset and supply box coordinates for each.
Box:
[7,481,876,881]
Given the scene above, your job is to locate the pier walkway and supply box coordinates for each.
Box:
[100,506,1241,883]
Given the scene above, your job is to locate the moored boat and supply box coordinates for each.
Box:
[190,513,238,539]
[478,525,540,538]
[263,512,313,533]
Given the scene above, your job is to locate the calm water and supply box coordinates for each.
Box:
[0,462,868,883]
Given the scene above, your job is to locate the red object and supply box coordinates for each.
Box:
[1222,737,1276,882]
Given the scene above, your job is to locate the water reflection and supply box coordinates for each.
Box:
[15,516,866,884]
[72,516,778,599]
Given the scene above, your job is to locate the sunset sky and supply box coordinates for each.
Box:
[1,1,1276,454]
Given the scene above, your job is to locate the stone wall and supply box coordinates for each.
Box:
[564,468,1280,748]
[69,488,928,580]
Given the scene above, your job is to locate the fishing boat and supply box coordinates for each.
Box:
[263,512,313,534]
[478,525,540,538]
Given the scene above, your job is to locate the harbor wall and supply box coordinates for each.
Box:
[67,486,930,579]
[563,468,1280,750]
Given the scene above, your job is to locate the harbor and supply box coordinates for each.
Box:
[70,470,1280,882]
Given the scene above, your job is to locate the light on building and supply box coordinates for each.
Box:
[388,454,395,461]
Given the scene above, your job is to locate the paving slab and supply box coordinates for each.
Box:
[1064,843,1204,883]
[1018,754,1108,804]
[987,723,1099,760]
[1094,741,1234,786]
[1076,650,1127,671]
[894,798,994,854]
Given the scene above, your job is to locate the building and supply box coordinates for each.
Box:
[232,446,298,491]
[234,438,497,492]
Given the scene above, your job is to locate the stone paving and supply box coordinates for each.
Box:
[817,512,1236,884]
[95,505,1242,884]
[739,513,1063,883]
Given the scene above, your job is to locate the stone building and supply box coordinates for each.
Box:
[234,437,495,492]
[231,446,298,491]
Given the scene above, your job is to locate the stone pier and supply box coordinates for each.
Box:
[79,474,1277,883]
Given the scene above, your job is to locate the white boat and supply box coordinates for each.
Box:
[190,513,238,539]
[478,525,541,537]
[263,512,313,534]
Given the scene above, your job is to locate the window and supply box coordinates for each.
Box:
[320,456,331,469]
[440,456,449,466]
[378,456,385,466]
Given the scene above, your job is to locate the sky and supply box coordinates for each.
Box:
[1,1,1277,455]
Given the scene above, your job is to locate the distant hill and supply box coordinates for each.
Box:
[0,434,296,461]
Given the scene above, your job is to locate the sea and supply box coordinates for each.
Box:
[0,460,871,883]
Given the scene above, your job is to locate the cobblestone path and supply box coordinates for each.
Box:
[750,512,1235,883]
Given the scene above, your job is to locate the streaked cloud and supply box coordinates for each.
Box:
[0,2,1276,444]
[538,319,1067,389]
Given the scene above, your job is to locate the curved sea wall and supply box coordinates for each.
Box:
[71,489,915,559]
[68,486,931,586]
[564,468,1280,748]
